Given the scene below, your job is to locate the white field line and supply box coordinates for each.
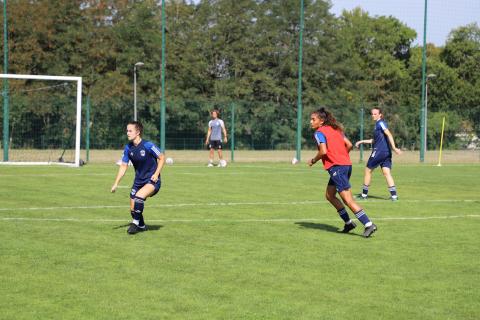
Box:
[0,199,478,212]
[0,165,476,178]
[0,171,310,178]
[1,163,478,177]
[0,215,479,223]
[0,170,310,177]
[0,173,113,177]
[0,201,325,211]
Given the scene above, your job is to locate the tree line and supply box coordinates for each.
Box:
[1,0,479,150]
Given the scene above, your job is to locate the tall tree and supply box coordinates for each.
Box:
[441,23,480,136]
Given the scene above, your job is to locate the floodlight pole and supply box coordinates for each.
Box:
[424,73,436,153]
[230,102,235,162]
[296,0,304,161]
[419,0,428,162]
[133,62,144,121]
[160,0,166,150]
[359,106,364,163]
[2,0,9,161]
[425,80,428,152]
[86,95,90,162]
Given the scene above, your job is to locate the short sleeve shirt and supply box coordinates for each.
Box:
[373,120,391,155]
[209,119,224,141]
[122,140,163,184]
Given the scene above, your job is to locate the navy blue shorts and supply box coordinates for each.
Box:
[327,165,352,192]
[366,151,392,169]
[208,140,222,150]
[130,179,161,199]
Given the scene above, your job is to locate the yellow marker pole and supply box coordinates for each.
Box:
[437,116,446,166]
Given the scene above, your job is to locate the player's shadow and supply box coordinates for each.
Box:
[295,222,362,237]
[113,224,164,232]
[356,194,389,200]
[146,224,163,231]
[113,223,130,229]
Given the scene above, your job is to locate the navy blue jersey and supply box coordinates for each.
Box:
[122,140,163,184]
[373,119,391,155]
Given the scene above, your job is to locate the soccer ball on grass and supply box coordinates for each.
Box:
[219,159,227,167]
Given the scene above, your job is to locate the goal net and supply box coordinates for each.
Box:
[0,74,83,167]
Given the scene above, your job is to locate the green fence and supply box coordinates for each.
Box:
[0,94,473,157]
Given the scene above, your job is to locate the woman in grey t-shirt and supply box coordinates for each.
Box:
[205,109,228,167]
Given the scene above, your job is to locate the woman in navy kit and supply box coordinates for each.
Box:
[355,107,402,201]
[308,108,377,238]
[111,121,165,234]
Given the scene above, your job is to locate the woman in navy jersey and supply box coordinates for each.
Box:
[111,121,165,234]
[355,107,402,201]
[308,108,377,238]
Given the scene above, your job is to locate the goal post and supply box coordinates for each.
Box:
[0,74,83,167]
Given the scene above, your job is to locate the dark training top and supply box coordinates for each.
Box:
[122,140,163,185]
[373,119,391,155]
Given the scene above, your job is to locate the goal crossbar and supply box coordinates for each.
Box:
[0,74,83,167]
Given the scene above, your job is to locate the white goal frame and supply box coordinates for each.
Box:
[0,74,83,167]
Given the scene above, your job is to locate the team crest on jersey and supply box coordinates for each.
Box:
[140,150,146,157]
[130,152,133,156]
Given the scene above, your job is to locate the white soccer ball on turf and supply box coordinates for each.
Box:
[219,159,227,167]
[291,157,299,165]
[165,157,174,165]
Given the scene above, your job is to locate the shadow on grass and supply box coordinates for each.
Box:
[113,223,130,230]
[113,224,164,232]
[146,224,163,231]
[356,194,389,200]
[295,222,363,237]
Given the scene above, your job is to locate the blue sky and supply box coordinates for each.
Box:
[330,0,480,46]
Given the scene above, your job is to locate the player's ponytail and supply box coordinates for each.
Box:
[312,107,343,131]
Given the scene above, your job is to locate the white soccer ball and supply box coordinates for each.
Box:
[291,157,299,165]
[219,159,227,167]
[165,157,174,165]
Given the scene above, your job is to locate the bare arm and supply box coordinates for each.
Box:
[111,163,128,193]
[150,154,165,182]
[355,139,373,148]
[344,136,353,152]
[308,143,327,166]
[384,129,402,155]
[205,127,212,145]
[222,124,228,143]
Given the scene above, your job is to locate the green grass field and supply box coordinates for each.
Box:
[1,162,479,319]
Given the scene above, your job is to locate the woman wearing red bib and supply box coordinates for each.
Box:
[308,108,377,238]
